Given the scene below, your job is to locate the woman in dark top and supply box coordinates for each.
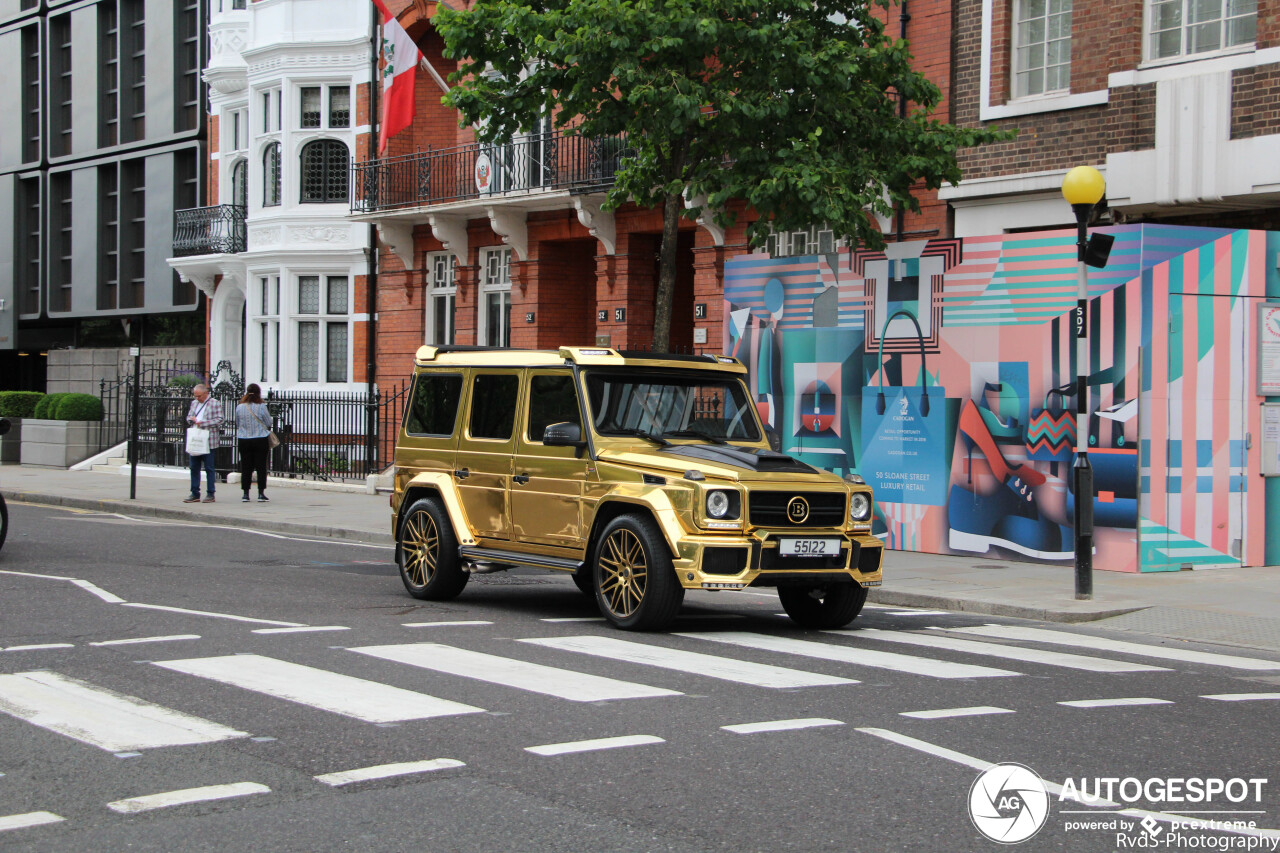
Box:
[235,383,272,502]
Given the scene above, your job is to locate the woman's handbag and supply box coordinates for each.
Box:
[185,426,210,456]
[250,406,281,449]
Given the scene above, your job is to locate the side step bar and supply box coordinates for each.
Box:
[458,546,583,572]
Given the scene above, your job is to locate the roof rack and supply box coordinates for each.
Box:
[617,350,722,363]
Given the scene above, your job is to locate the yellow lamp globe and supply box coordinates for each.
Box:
[1062,166,1106,206]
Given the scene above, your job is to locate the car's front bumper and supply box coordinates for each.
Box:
[671,530,883,590]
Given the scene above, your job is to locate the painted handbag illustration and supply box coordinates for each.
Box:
[948,397,1073,561]
[1024,382,1076,465]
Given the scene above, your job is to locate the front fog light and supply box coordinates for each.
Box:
[707,490,731,518]
[850,492,871,521]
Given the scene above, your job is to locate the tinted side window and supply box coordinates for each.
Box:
[469,374,519,440]
[405,373,463,436]
[527,373,582,442]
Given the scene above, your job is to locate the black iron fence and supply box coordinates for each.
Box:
[98,361,411,483]
[172,204,247,256]
[352,129,631,213]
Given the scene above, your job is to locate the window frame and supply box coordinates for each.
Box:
[480,246,513,348]
[263,141,281,207]
[426,252,458,346]
[1011,0,1073,99]
[294,274,351,384]
[1144,0,1256,62]
[299,138,350,204]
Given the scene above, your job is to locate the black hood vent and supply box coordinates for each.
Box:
[658,445,817,474]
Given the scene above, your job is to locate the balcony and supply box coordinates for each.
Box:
[172,205,247,257]
[352,129,630,214]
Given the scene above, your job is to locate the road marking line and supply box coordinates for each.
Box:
[677,632,1020,679]
[721,718,845,734]
[153,654,484,722]
[521,635,855,689]
[315,758,465,787]
[847,628,1169,673]
[1201,693,1280,702]
[2,644,74,652]
[349,643,680,702]
[107,782,270,814]
[70,579,126,603]
[949,625,1280,671]
[1058,697,1173,708]
[525,735,664,756]
[90,635,201,647]
[857,727,1280,840]
[401,621,493,628]
[899,706,1014,719]
[251,626,349,634]
[540,617,606,623]
[0,812,65,832]
[0,671,247,751]
[885,610,951,616]
[122,603,303,627]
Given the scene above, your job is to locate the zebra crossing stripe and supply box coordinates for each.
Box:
[950,625,1280,671]
[315,758,465,787]
[0,671,247,752]
[0,812,65,832]
[349,643,681,702]
[1058,697,1173,708]
[899,706,1014,719]
[107,782,270,814]
[519,635,856,688]
[152,654,484,722]
[676,632,1020,679]
[721,718,845,734]
[845,628,1169,673]
[525,735,664,756]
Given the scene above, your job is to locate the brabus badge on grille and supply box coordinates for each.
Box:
[787,496,810,524]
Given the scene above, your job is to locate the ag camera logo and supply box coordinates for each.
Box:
[969,763,1051,844]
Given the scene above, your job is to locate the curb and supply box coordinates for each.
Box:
[867,588,1148,624]
[3,489,394,547]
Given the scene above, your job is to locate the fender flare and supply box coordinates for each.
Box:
[397,472,476,547]
[590,487,686,558]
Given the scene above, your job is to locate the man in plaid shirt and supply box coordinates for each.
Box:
[184,384,223,503]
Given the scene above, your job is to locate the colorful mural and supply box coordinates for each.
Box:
[724,225,1279,572]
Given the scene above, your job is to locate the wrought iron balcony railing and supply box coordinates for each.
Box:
[352,129,630,214]
[173,204,247,257]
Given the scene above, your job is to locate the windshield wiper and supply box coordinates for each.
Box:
[611,428,670,446]
[663,428,727,445]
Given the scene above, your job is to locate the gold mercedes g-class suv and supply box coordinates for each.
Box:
[391,345,882,631]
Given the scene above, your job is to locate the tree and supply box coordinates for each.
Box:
[436,0,1008,351]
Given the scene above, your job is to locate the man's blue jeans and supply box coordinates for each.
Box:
[189,452,216,498]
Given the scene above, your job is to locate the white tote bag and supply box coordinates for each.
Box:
[186,426,211,456]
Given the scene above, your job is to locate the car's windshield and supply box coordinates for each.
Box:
[584,370,762,442]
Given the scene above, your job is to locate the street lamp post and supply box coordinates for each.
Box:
[1061,166,1105,600]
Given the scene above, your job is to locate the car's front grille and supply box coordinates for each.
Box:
[748,491,846,528]
[702,547,749,575]
[858,546,883,574]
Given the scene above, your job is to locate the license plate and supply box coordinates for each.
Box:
[778,538,840,557]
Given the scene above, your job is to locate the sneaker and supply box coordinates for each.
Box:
[241,495,250,503]
[257,494,269,502]
[203,495,216,503]
[183,495,201,503]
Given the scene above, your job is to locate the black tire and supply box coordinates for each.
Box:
[592,513,684,631]
[778,583,868,629]
[0,495,7,552]
[397,497,468,600]
[571,565,595,597]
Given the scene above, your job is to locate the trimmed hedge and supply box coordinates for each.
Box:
[167,373,203,389]
[33,393,69,419]
[54,393,104,421]
[0,391,45,418]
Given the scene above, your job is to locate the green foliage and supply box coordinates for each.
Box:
[33,393,69,419]
[54,394,104,422]
[0,391,45,419]
[437,0,1012,249]
[167,373,203,390]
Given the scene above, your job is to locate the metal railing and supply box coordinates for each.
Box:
[352,129,631,213]
[98,363,411,483]
[172,204,246,257]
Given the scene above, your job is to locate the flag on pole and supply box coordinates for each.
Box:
[372,0,421,153]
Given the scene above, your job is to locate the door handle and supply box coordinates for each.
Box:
[454,468,470,479]
[512,473,530,485]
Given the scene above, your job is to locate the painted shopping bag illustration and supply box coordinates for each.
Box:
[1025,383,1076,464]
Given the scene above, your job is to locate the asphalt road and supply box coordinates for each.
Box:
[2,501,1278,853]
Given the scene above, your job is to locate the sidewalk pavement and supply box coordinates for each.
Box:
[4,463,1279,652]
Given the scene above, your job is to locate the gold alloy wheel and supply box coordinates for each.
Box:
[402,509,440,588]
[598,527,648,618]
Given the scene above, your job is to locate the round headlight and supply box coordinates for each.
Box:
[850,493,871,521]
[707,490,731,519]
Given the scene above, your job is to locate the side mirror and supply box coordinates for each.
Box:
[542,421,585,447]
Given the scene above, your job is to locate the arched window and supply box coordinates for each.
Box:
[300,139,349,203]
[230,159,247,209]
[263,142,281,207]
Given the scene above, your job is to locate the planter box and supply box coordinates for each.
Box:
[20,419,102,468]
[0,417,20,463]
